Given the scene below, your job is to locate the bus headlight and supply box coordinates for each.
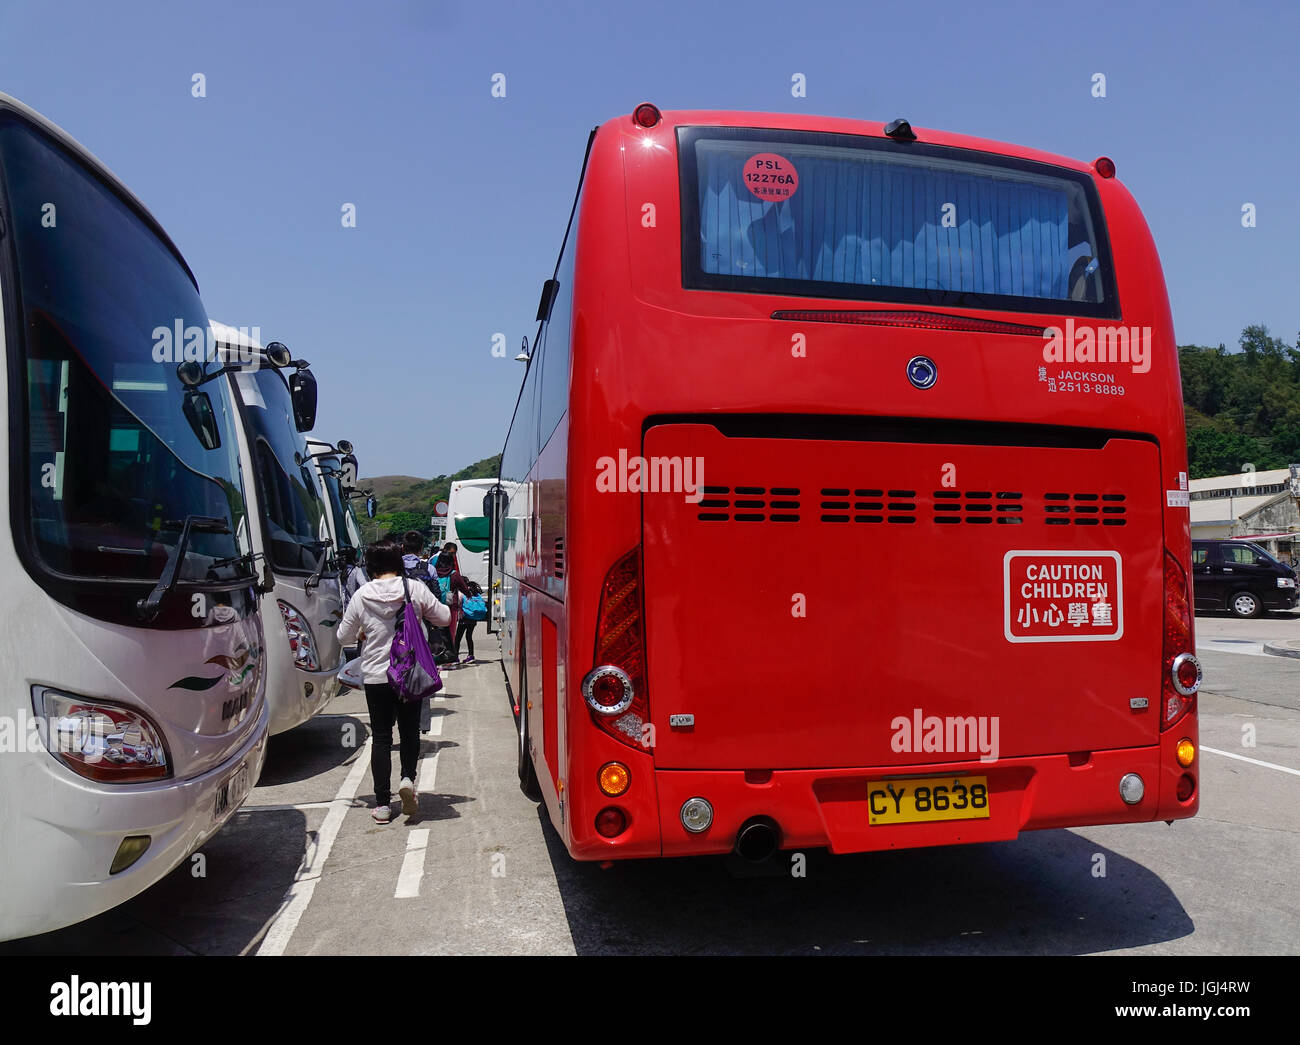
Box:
[33,686,170,783]
[278,600,321,672]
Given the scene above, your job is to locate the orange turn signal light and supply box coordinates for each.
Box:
[598,762,630,797]
[1176,739,1196,767]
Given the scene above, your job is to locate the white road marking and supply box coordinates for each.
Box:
[394,829,431,898]
[240,802,335,812]
[254,737,372,956]
[1198,640,1266,657]
[1202,746,1300,778]
[418,745,439,795]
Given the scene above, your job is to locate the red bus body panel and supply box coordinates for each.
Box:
[502,109,1197,862]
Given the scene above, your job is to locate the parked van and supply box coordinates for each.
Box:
[1191,539,1299,617]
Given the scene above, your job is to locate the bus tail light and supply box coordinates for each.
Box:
[598,761,631,797]
[633,103,661,128]
[1161,551,1198,730]
[595,807,628,837]
[34,687,171,783]
[587,549,649,747]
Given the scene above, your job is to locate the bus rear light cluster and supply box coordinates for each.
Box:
[34,686,170,783]
[588,549,650,746]
[278,600,320,672]
[1161,552,1197,730]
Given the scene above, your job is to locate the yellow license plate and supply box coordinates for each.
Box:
[867,775,991,825]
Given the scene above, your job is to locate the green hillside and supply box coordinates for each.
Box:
[359,454,500,537]
[1181,325,1300,478]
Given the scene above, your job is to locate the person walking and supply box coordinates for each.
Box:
[335,538,451,823]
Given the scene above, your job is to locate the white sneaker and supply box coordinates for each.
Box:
[372,802,395,824]
[398,777,417,816]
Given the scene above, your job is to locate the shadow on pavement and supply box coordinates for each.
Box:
[543,814,1194,955]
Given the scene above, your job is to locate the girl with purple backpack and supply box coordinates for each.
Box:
[336,538,451,823]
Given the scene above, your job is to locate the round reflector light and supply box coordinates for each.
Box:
[1176,738,1196,768]
[1176,773,1196,802]
[595,807,627,838]
[598,762,630,797]
[680,797,713,834]
[1119,773,1145,805]
[633,103,661,128]
[1171,653,1201,696]
[1094,156,1116,179]
[582,666,634,716]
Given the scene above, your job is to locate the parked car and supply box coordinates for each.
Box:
[1191,539,1299,617]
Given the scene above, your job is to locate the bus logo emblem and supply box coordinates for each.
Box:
[906,356,938,389]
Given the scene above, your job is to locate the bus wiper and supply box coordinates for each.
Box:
[206,549,263,583]
[137,516,231,622]
[304,540,334,593]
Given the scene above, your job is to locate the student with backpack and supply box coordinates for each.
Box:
[335,538,451,823]
[432,542,480,666]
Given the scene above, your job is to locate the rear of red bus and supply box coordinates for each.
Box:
[552,107,1199,860]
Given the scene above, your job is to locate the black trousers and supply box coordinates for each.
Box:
[363,682,421,804]
[454,618,477,658]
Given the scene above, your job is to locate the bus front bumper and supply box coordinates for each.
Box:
[2,703,269,942]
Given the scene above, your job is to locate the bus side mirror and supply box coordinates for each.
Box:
[182,389,221,450]
[289,368,318,432]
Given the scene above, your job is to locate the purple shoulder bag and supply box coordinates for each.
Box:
[387,575,443,701]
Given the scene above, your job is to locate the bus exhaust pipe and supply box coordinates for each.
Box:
[735,817,781,862]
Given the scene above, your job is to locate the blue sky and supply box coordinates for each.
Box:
[2,0,1295,477]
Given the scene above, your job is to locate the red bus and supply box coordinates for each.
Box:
[492,106,1200,862]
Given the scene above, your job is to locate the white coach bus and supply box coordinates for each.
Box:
[0,95,268,940]
[445,477,496,589]
[210,323,345,734]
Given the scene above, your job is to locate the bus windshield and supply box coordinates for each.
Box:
[680,126,1116,316]
[0,116,251,589]
[233,367,326,573]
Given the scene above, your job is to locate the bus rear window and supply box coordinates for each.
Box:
[679,127,1117,317]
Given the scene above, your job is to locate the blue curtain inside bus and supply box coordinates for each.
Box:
[697,148,1072,299]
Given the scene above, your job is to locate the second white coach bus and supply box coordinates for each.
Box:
[211,323,345,734]
[0,95,268,940]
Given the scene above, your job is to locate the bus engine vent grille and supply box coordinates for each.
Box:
[819,487,916,524]
[1044,492,1127,526]
[695,485,801,522]
[932,490,1024,525]
[554,537,565,577]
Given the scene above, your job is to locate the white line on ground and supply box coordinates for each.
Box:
[418,746,439,796]
[394,829,430,898]
[1198,640,1266,657]
[240,802,335,812]
[254,737,373,956]
[1202,745,1300,778]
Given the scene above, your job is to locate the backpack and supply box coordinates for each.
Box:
[404,557,438,597]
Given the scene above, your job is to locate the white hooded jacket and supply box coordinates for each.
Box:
[335,575,451,685]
